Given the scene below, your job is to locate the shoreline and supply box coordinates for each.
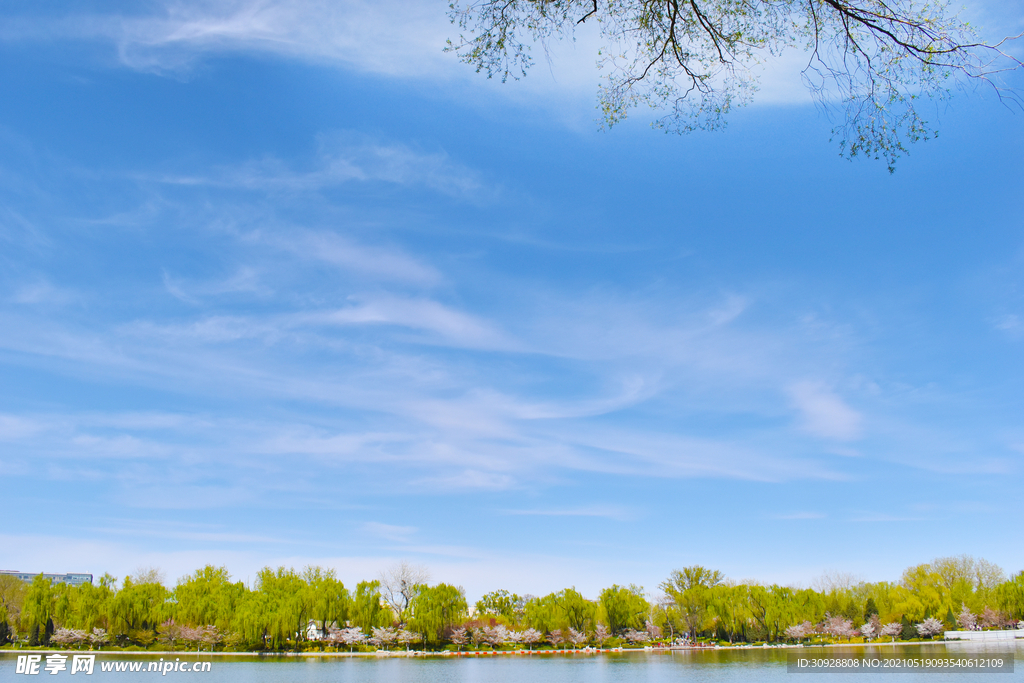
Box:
[2,640,1000,659]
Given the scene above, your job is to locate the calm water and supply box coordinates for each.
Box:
[2,643,1020,682]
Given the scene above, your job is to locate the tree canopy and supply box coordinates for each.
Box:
[446,0,1023,170]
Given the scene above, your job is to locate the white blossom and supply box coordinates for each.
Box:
[957,604,977,631]
[879,622,902,641]
[916,618,943,638]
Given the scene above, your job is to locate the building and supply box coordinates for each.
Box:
[0,571,93,587]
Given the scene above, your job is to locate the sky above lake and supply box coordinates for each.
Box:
[1,0,1022,600]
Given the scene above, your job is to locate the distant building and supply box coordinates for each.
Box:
[0,570,93,587]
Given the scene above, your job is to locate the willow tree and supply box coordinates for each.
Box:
[996,571,1024,621]
[253,567,307,648]
[661,566,724,640]
[351,581,392,634]
[407,583,468,645]
[0,574,27,641]
[174,566,245,632]
[19,576,55,645]
[447,0,1022,170]
[302,566,350,640]
[108,576,170,642]
[598,584,649,635]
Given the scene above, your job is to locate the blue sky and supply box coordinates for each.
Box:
[1,0,1022,600]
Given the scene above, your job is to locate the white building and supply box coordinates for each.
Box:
[0,570,93,587]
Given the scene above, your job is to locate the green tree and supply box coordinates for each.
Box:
[301,566,350,641]
[900,614,915,640]
[351,580,391,634]
[174,565,245,631]
[0,574,26,635]
[19,576,55,641]
[598,584,649,635]
[996,571,1024,621]
[408,583,468,645]
[523,593,560,633]
[650,599,683,640]
[253,567,307,649]
[710,584,751,643]
[232,589,271,650]
[108,576,170,640]
[747,585,797,642]
[553,588,597,632]
[661,566,724,640]
[864,597,879,622]
[475,589,523,623]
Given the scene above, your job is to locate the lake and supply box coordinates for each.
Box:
[2,642,1019,682]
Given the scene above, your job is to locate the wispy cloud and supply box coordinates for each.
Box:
[162,135,491,201]
[310,295,513,349]
[292,234,442,285]
[162,267,268,304]
[788,381,863,441]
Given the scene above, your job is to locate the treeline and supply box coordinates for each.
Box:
[1,555,1022,651]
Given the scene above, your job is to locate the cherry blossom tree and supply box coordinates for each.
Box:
[370,626,398,650]
[822,616,855,641]
[879,622,902,642]
[398,629,420,650]
[483,624,508,647]
[980,608,1005,629]
[471,627,485,648]
[180,625,205,650]
[505,629,523,647]
[90,628,109,648]
[547,629,564,649]
[449,626,469,650]
[332,626,365,652]
[645,620,662,641]
[594,624,610,646]
[785,621,812,641]
[568,628,587,648]
[51,628,88,648]
[521,628,543,650]
[200,625,223,651]
[957,604,977,631]
[916,618,943,638]
[623,628,650,644]
[860,622,876,640]
[158,619,183,647]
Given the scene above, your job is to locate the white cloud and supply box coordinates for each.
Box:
[10,279,79,306]
[788,381,863,441]
[165,135,491,201]
[110,0,457,78]
[283,233,441,285]
[0,414,42,440]
[0,0,818,128]
[314,295,513,349]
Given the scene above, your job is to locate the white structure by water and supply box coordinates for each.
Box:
[944,629,1024,642]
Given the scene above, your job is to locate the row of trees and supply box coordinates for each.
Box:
[1,555,1022,651]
